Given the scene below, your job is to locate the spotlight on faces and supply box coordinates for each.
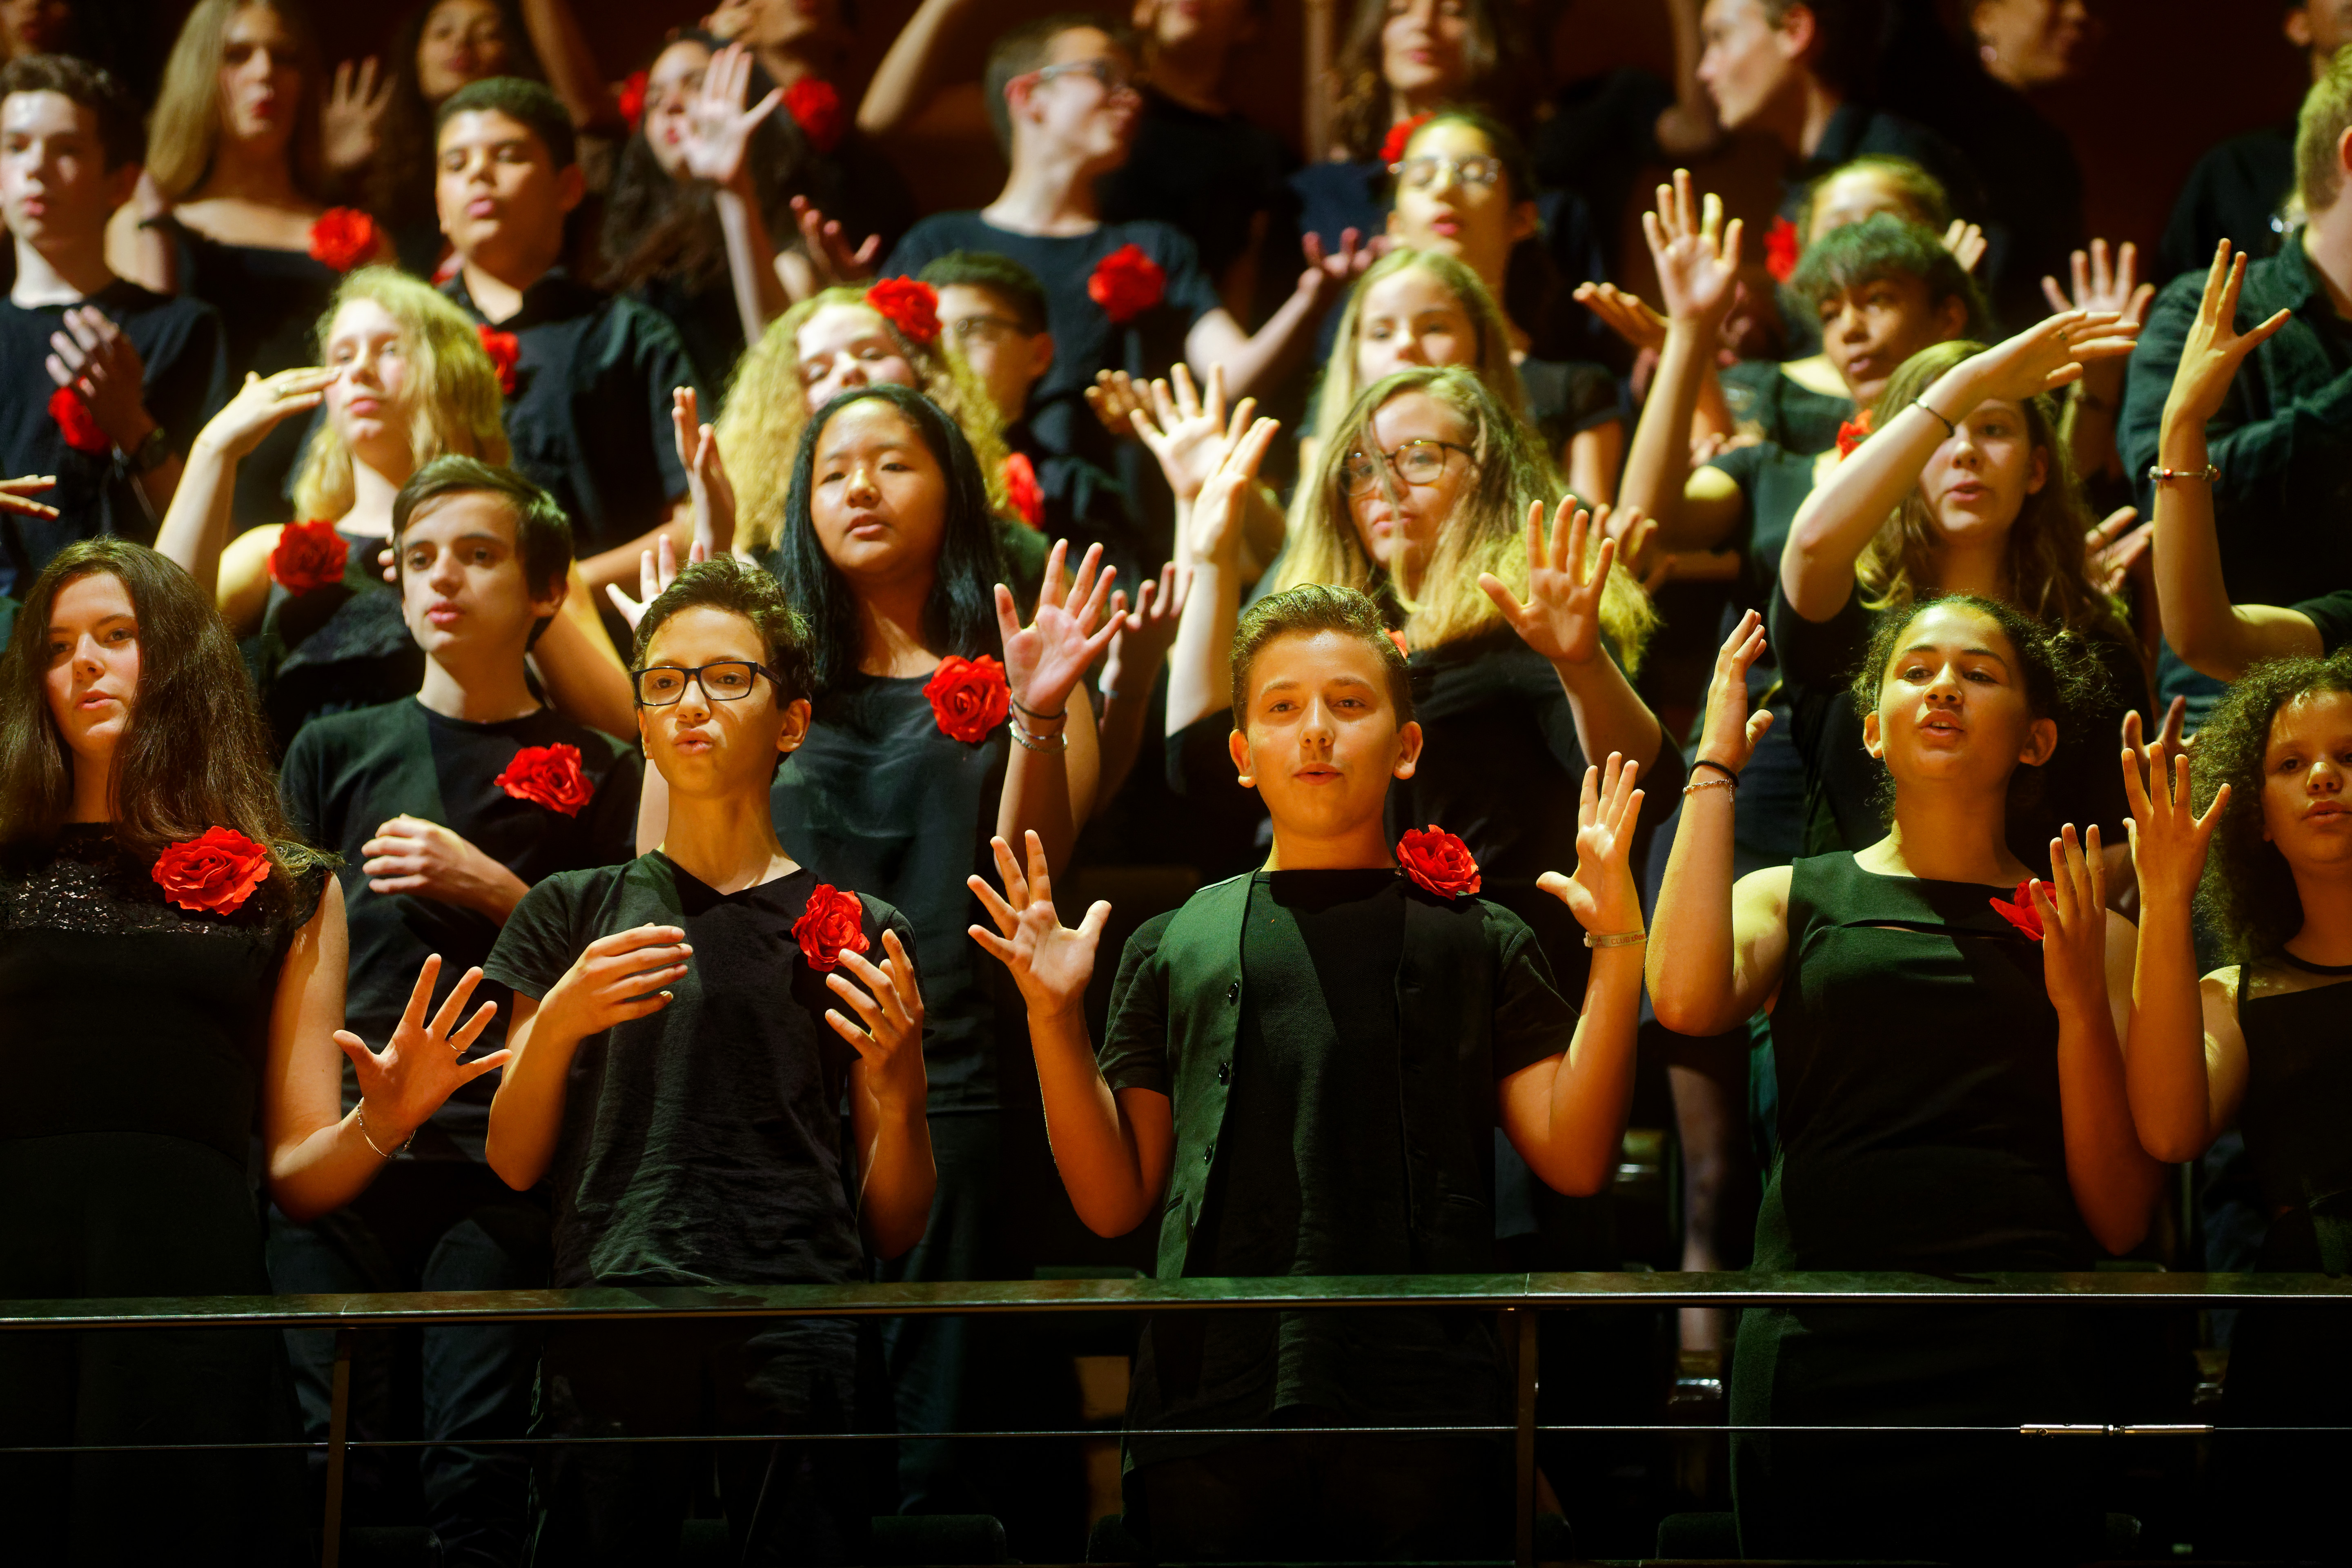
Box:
[1353,267,1477,385]
[1815,273,1965,405]
[797,303,917,412]
[1915,396,2047,546]
[635,603,802,795]
[1343,388,1475,593]
[1229,627,1421,840]
[0,89,129,245]
[807,399,950,584]
[416,0,516,103]
[1386,120,1532,284]
[641,37,710,181]
[42,570,140,763]
[1864,601,2052,786]
[434,106,575,259]
[322,297,416,460]
[396,490,559,657]
[2261,688,2352,864]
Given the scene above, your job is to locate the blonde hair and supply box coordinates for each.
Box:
[291,267,510,520]
[1277,365,1653,666]
[2298,42,2352,216]
[148,0,325,200]
[1311,248,1526,461]
[715,287,1009,555]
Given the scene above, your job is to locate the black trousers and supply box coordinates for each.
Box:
[267,1160,550,1568]
[1132,1433,1506,1562]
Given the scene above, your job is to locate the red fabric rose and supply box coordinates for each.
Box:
[1379,112,1432,167]
[269,518,348,596]
[151,826,273,916]
[308,207,384,272]
[1087,243,1165,325]
[865,276,940,345]
[794,882,871,972]
[494,743,595,816]
[1396,826,1481,899]
[48,385,108,454]
[786,77,846,154]
[1386,628,1410,658]
[617,69,648,131]
[477,325,521,395]
[1989,879,2058,940]
[923,654,1011,744]
[1835,407,1874,459]
[1764,215,1801,283]
[1002,452,1044,530]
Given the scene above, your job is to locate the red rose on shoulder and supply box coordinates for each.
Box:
[795,882,871,972]
[924,654,1011,744]
[1396,826,1481,899]
[269,518,348,596]
[308,207,384,272]
[617,69,648,131]
[1835,408,1874,459]
[786,77,846,154]
[152,826,273,915]
[48,385,109,454]
[864,276,940,345]
[1764,215,1801,283]
[1989,879,2057,940]
[1087,244,1165,325]
[494,743,594,816]
[477,325,521,395]
[1379,112,1432,167]
[1002,452,1044,530]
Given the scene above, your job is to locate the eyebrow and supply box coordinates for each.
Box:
[817,439,910,463]
[1901,641,2009,666]
[49,612,134,635]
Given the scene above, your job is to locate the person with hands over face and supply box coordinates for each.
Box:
[1648,602,2164,1562]
[969,583,1647,1561]
[483,557,928,1562]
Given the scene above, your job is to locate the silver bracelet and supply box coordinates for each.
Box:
[1584,929,1648,948]
[355,1103,411,1160]
[2148,463,2220,485]
[1011,719,1069,753]
[1682,776,1736,800]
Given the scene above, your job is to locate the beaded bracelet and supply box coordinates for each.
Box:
[1682,775,1736,800]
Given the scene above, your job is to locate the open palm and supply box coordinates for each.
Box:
[2166,242,2292,428]
[1644,169,1743,327]
[967,831,1110,1016]
[683,43,783,187]
[997,539,1121,717]
[1541,753,1644,934]
[337,954,507,1138]
[1479,497,1615,668]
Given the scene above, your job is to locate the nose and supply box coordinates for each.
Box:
[673,671,715,719]
[833,354,869,389]
[842,458,880,506]
[425,545,464,590]
[1923,662,1964,702]
[1395,339,1428,367]
[2313,754,2345,791]
[72,633,103,677]
[1299,694,1338,747]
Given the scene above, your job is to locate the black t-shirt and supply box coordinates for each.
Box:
[1719,359,1853,459]
[1520,356,1623,450]
[1532,69,1673,261]
[2294,588,2352,653]
[441,268,699,555]
[0,279,228,595]
[1097,89,1299,298]
[1705,439,1824,618]
[485,855,910,1288]
[2159,125,2296,284]
[279,697,641,1161]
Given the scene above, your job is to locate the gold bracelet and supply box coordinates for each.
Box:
[1583,929,1648,948]
[1682,775,1736,800]
[355,1103,411,1160]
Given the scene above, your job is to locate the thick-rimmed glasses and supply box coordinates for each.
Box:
[631,660,778,707]
[1342,439,1475,497]
[1031,58,1145,96]
[1390,154,1503,192]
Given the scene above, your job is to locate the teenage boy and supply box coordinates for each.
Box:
[433,76,703,615]
[968,584,1648,1559]
[270,455,641,1565]
[485,557,934,1562]
[0,52,226,596]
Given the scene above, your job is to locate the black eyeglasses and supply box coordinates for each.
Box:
[1031,58,1145,96]
[1342,439,1476,497]
[631,660,779,707]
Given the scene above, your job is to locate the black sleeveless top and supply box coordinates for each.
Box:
[247,528,421,752]
[2236,963,2352,1269]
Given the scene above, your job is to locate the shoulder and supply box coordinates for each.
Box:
[516,858,641,920]
[285,698,413,760]
[887,212,983,265]
[1737,862,1799,918]
[223,520,287,573]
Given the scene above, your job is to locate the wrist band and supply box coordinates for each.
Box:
[1009,696,1066,724]
[1011,719,1069,754]
[355,1103,410,1160]
[1691,758,1740,784]
[1682,776,1736,800]
[1584,929,1648,948]
[2148,464,2220,485]
[1914,400,1958,437]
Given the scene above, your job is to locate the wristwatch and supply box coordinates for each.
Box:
[125,425,172,474]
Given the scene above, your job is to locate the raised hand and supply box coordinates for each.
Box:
[195,367,339,461]
[1695,609,1775,775]
[1189,413,1280,566]
[1127,364,1252,502]
[1962,309,2140,405]
[998,538,1121,721]
[2122,697,2193,788]
[2041,238,2156,328]
[670,386,737,558]
[966,830,1111,1019]
[535,923,693,1042]
[1100,561,1188,699]
[790,196,880,286]
[2165,241,2293,430]
[1477,496,1617,668]
[683,42,783,190]
[2120,744,2227,915]
[321,56,394,177]
[337,954,507,1144]
[46,306,153,449]
[361,814,531,919]
[1941,219,1988,274]
[1297,225,1383,305]
[1574,280,1669,353]
[1085,368,1152,441]
[2084,504,2153,596]
[2034,824,2109,1019]
[824,930,928,1094]
[0,474,57,520]
[1538,753,1646,936]
[605,530,706,631]
[1642,169,1744,327]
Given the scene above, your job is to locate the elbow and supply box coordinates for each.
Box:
[2138,1122,2212,1168]
[269,1178,333,1227]
[1078,1196,1151,1240]
[1546,1149,1617,1200]
[482,1139,538,1194]
[2091,1208,2151,1258]
[1648,987,1721,1040]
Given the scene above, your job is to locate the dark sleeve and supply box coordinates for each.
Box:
[2294,588,2352,652]
[628,309,699,504]
[881,218,957,281]
[583,745,643,869]
[1702,439,1766,494]
[1488,909,1581,1078]
[2118,272,2198,512]
[1096,912,1176,1096]
[483,874,584,1000]
[1768,576,1871,692]
[1155,230,1225,332]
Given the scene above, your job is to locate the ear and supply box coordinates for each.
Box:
[553,160,586,215]
[1862,706,1885,762]
[2019,715,2058,769]
[1393,717,1423,780]
[528,569,568,622]
[1507,200,1540,247]
[1227,724,1254,788]
[1932,292,1971,342]
[2337,123,2352,187]
[2025,441,2049,496]
[1028,330,1055,383]
[777,695,813,757]
[1778,1,1820,61]
[2286,5,2315,51]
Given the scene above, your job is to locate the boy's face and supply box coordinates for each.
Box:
[1816,272,1965,405]
[634,604,809,798]
[1013,27,1141,174]
[1697,0,1802,132]
[1229,630,1421,843]
[396,490,565,663]
[0,90,133,245]
[434,107,582,265]
[935,282,1052,424]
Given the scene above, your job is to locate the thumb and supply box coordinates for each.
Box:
[335,1030,378,1071]
[1475,572,1523,620]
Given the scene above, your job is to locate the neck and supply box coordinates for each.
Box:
[1756,73,1843,161]
[984,144,1102,236]
[339,449,410,536]
[66,750,114,824]
[757,41,826,89]
[1927,534,2009,602]
[1147,39,1226,114]
[194,134,302,205]
[460,249,553,323]
[1264,813,1396,872]
[415,647,542,724]
[2302,209,2352,320]
[11,231,115,306]
[659,782,795,894]
[1876,786,2027,885]
[855,571,938,676]
[1387,84,1448,127]
[2287,864,2352,966]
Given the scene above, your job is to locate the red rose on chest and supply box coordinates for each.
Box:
[786,78,846,154]
[1990,879,2057,940]
[864,276,940,345]
[477,325,521,395]
[48,385,109,454]
[1087,244,1165,325]
[795,882,870,972]
[1396,826,1481,899]
[924,655,1011,744]
[269,518,348,596]
[494,743,594,816]
[308,207,384,272]
[1379,112,1432,167]
[1764,215,1802,283]
[1002,452,1044,529]
[152,826,273,915]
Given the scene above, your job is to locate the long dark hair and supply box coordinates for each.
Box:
[2193,651,2352,966]
[0,541,321,913]
[367,0,549,232]
[771,383,1009,695]
[1328,0,1539,164]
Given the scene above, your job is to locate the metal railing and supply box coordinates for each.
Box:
[9,1270,2352,1568]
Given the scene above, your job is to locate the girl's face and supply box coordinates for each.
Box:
[1865,601,2053,793]
[796,303,915,414]
[416,0,514,103]
[808,400,948,587]
[1916,397,2047,546]
[323,297,416,461]
[641,39,710,181]
[635,604,803,798]
[1386,120,1532,288]
[218,3,302,148]
[0,0,74,57]
[1381,0,1468,99]
[2259,689,2352,869]
[1353,267,1477,385]
[1343,388,1475,592]
[42,570,139,768]
[1817,273,1964,405]
[1806,168,1924,246]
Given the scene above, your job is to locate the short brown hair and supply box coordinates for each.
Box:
[2297,42,2352,214]
[1229,583,1412,734]
[982,13,1138,154]
[632,556,816,710]
[392,455,572,602]
[0,54,143,170]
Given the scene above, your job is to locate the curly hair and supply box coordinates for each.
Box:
[2192,651,2352,966]
[633,555,816,709]
[715,286,1008,555]
[1327,0,1539,164]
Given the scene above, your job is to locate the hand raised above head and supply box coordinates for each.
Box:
[790,196,880,286]
[671,386,737,559]
[1188,412,1278,567]
[967,830,1110,1019]
[198,367,339,461]
[1125,363,1247,502]
[605,531,706,631]
[1693,609,1773,777]
[682,42,784,191]
[1962,310,2141,406]
[2165,241,2293,430]
[1101,561,1189,697]
[1642,169,1743,328]
[1478,496,1616,668]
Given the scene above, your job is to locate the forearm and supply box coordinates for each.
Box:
[1525,945,1646,1195]
[581,512,693,597]
[853,1088,936,1259]
[129,450,184,523]
[2125,903,2217,1163]
[1028,1005,1157,1236]
[1646,788,1740,1035]
[1621,325,1709,547]
[2067,372,2125,481]
[268,1102,411,1221]
[1165,558,1240,735]
[1091,686,1153,819]
[1783,395,1955,620]
[484,1019,584,1189]
[1654,0,1721,158]
[715,186,789,349]
[858,0,967,136]
[1196,296,1316,402]
[530,571,637,739]
[518,0,616,131]
[150,435,240,595]
[2056,1005,2163,1254]
[1566,421,1622,510]
[2154,411,2322,678]
[997,686,1096,874]
[1554,653,1664,781]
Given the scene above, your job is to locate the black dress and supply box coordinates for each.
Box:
[0,825,323,1565]
[1719,359,1853,459]
[245,527,421,754]
[1730,853,2101,1561]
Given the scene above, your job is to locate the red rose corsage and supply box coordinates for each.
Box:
[794,882,871,972]
[494,743,594,816]
[152,826,273,916]
[1764,215,1801,283]
[864,276,940,345]
[308,207,384,273]
[269,518,348,596]
[923,654,1011,744]
[1379,112,1432,168]
[617,69,648,131]
[48,385,109,454]
[1989,879,2057,940]
[1835,408,1874,459]
[1396,826,1481,899]
[1386,628,1409,658]
[786,77,846,154]
[477,325,521,395]
[1087,243,1165,325]
[1002,452,1044,530]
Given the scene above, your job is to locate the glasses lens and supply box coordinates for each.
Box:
[1461,157,1501,187]
[1398,156,1437,190]
[1342,453,1380,494]
[1398,443,1448,483]
[704,662,756,699]
[637,668,684,704]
